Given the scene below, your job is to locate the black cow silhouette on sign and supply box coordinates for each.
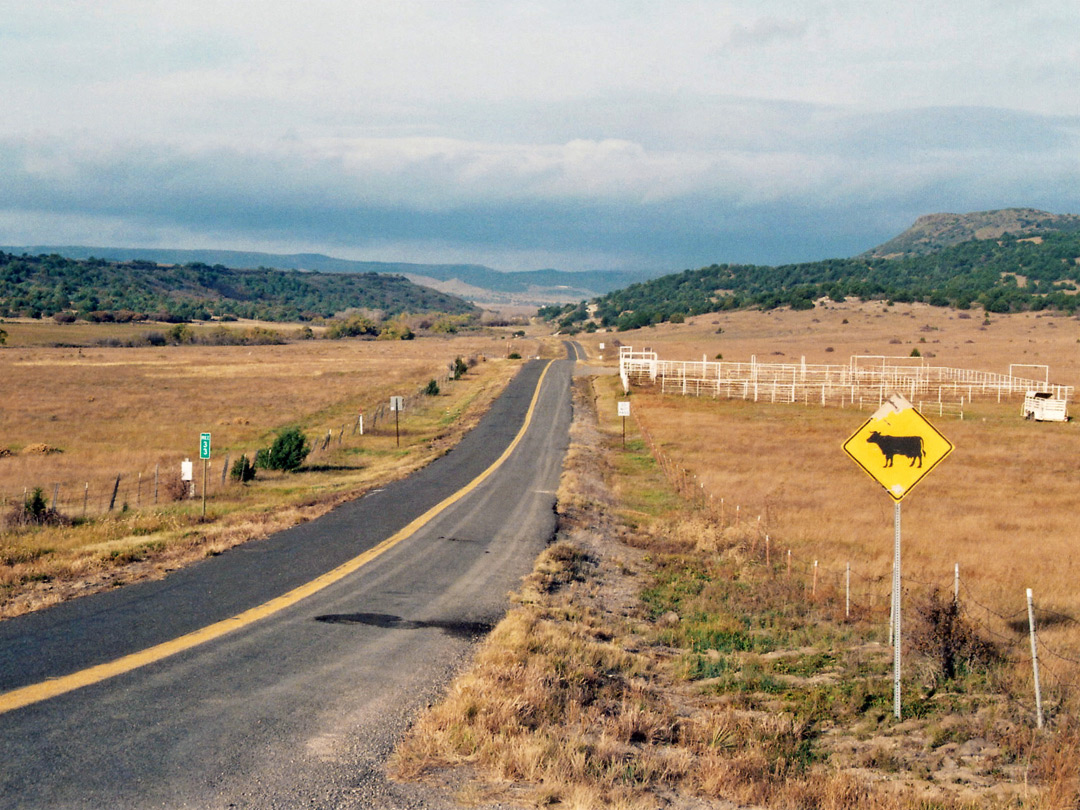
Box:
[866,431,924,468]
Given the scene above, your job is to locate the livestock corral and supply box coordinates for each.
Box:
[619,345,1073,417]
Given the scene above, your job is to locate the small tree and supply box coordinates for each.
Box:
[452,356,468,379]
[24,488,48,522]
[167,324,191,343]
[258,427,310,472]
[230,454,256,483]
[5,487,70,528]
[425,379,440,396]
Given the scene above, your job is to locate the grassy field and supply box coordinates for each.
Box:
[8,302,1080,805]
[0,322,544,616]
[0,316,325,347]
[394,302,1080,808]
[572,302,1080,659]
[577,299,1080,383]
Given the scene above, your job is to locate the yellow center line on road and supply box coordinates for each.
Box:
[0,360,555,716]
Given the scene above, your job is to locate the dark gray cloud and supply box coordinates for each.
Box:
[2,103,1078,271]
[2,2,1080,270]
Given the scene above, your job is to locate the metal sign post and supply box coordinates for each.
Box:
[617,401,630,446]
[843,393,954,720]
[199,433,211,518]
[893,501,901,718]
[390,396,404,447]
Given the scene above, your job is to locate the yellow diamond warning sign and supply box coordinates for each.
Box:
[843,393,954,501]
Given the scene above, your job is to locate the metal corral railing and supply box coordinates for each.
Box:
[619,347,1073,411]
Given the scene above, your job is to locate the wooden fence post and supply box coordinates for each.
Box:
[846,562,851,619]
[1027,588,1045,729]
[108,474,121,511]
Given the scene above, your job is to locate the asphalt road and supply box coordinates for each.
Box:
[0,348,576,809]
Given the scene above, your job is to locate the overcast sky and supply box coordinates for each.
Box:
[3,1,1079,272]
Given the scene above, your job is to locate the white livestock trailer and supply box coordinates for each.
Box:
[1022,391,1069,422]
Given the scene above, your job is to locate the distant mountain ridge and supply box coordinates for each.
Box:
[544,213,1080,331]
[0,250,477,322]
[863,208,1080,258]
[0,245,663,305]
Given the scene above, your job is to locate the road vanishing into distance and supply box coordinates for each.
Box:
[0,346,579,809]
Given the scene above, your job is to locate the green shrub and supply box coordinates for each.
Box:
[378,320,415,340]
[325,316,378,339]
[256,427,311,472]
[167,324,193,344]
[452,356,468,379]
[5,487,70,528]
[425,379,440,396]
[24,487,48,522]
[230,454,256,483]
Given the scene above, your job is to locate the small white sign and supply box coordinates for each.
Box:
[390,396,404,411]
[599,343,605,350]
[181,459,194,481]
[618,401,630,417]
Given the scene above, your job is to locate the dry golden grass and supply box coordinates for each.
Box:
[0,324,547,615]
[575,303,1080,694]
[576,299,1080,384]
[394,374,1072,809]
[0,316,326,347]
[394,306,1080,809]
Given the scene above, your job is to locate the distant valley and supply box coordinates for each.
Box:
[7,208,1080,327]
[0,246,665,306]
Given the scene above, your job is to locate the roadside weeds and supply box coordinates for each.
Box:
[390,375,1078,809]
[0,356,523,619]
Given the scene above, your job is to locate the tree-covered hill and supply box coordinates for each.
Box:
[862,208,1080,258]
[543,230,1080,332]
[1,245,664,304]
[0,252,479,322]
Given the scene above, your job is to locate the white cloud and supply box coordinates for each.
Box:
[2,1,1080,269]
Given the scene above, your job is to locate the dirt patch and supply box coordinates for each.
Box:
[19,443,62,455]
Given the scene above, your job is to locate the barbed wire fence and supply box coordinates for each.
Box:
[631,409,1080,731]
[1,355,487,523]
